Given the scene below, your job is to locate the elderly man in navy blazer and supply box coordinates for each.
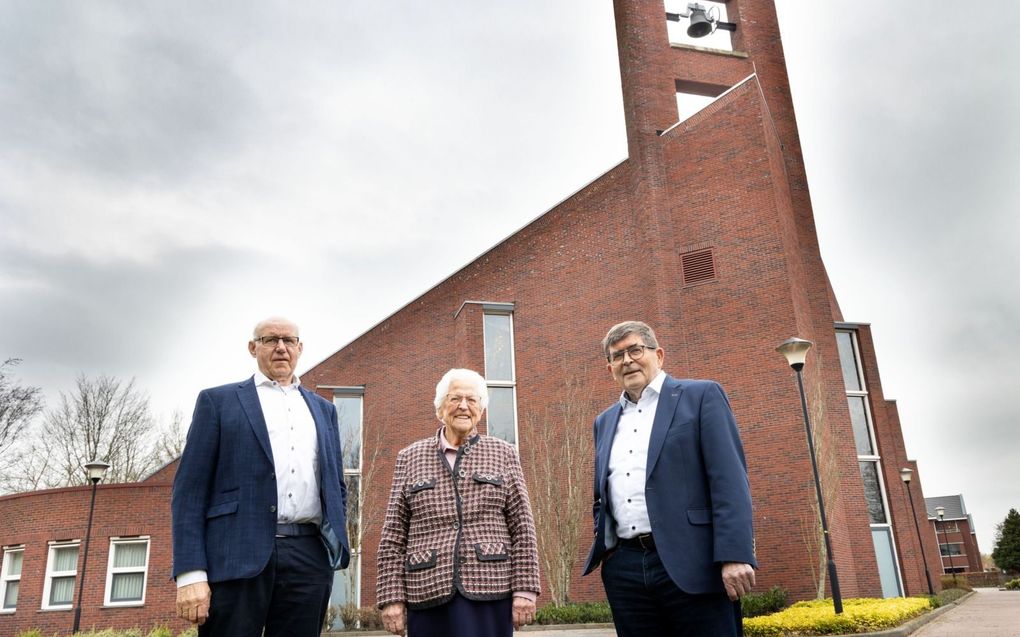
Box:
[583,321,756,636]
[172,317,350,637]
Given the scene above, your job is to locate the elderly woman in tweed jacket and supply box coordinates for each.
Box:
[377,368,540,636]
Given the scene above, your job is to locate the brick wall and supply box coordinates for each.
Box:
[0,468,189,636]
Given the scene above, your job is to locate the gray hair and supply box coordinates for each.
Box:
[252,316,300,340]
[601,321,659,359]
[433,368,489,412]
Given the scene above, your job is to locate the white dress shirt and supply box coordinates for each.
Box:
[255,370,321,525]
[607,370,666,539]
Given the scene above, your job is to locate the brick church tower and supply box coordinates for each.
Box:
[303,0,941,609]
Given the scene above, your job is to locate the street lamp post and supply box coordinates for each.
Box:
[899,468,934,595]
[934,505,958,587]
[777,337,843,614]
[72,460,110,634]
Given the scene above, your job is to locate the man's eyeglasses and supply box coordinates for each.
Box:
[255,336,300,348]
[445,394,481,408]
[608,344,655,364]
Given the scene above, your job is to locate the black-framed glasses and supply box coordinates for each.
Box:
[255,336,300,348]
[608,344,655,364]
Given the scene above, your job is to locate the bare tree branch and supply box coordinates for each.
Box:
[0,358,44,458]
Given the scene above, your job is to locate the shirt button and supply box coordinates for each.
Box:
[631,525,636,530]
[626,473,630,477]
[270,505,276,513]
[288,493,293,498]
[628,499,632,503]
[291,468,295,474]
[458,469,466,478]
[453,522,460,530]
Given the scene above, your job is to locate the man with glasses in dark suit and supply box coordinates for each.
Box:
[172,317,350,636]
[584,321,756,636]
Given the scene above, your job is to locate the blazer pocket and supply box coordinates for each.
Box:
[473,542,509,562]
[472,473,504,486]
[687,507,712,525]
[408,478,437,495]
[405,549,438,571]
[206,500,238,519]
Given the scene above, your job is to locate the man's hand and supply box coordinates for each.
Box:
[381,602,406,635]
[721,562,755,601]
[176,581,211,625]
[512,596,537,629]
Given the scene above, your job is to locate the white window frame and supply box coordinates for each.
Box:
[836,327,904,597]
[104,537,150,606]
[329,387,364,626]
[483,309,519,445]
[1,546,24,613]
[42,540,80,610]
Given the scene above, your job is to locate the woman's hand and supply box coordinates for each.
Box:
[512,596,536,629]
[381,602,406,635]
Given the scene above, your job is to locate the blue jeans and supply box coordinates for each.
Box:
[600,544,742,637]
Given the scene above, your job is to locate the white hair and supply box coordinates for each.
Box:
[433,368,489,412]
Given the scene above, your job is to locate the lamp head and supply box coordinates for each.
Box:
[899,467,913,483]
[935,505,945,521]
[777,337,813,371]
[84,460,110,485]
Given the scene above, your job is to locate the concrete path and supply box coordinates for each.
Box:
[912,588,1019,637]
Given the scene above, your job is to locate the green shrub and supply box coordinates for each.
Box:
[741,586,788,618]
[14,630,46,637]
[146,626,173,637]
[1004,578,1020,591]
[940,574,972,591]
[937,587,969,605]
[535,601,613,624]
[176,628,197,637]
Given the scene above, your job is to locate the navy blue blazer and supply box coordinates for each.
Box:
[171,376,350,582]
[583,375,755,594]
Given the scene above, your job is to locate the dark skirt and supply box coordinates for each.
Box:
[406,591,513,637]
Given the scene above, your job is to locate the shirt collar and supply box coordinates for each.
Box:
[619,370,667,407]
[254,369,301,389]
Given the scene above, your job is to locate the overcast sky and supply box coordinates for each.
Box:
[1,1,1017,555]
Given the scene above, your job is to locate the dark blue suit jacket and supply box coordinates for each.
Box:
[171,377,350,582]
[583,375,756,594]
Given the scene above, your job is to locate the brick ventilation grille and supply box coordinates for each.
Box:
[681,248,716,285]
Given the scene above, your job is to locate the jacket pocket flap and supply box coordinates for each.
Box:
[472,473,503,486]
[687,507,712,525]
[473,542,509,562]
[408,479,437,494]
[405,549,438,571]
[206,500,238,519]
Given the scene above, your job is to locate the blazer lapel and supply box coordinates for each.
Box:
[646,375,682,478]
[597,404,623,496]
[300,387,331,468]
[238,378,275,465]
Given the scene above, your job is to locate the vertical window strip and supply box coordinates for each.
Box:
[43,542,79,609]
[483,312,518,445]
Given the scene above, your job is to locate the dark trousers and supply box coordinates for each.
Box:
[601,545,742,637]
[199,535,333,637]
[406,591,513,637]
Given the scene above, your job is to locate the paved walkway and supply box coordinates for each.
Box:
[912,588,1019,637]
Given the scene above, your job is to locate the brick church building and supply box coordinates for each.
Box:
[302,0,944,611]
[1,1,945,633]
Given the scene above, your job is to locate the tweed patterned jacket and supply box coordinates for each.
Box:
[376,429,541,609]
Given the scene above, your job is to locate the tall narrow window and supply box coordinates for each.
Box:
[104,538,149,605]
[1,547,23,612]
[836,328,902,597]
[43,541,79,609]
[330,388,364,629]
[484,311,517,444]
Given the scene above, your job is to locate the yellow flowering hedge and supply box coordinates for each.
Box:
[744,597,932,636]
